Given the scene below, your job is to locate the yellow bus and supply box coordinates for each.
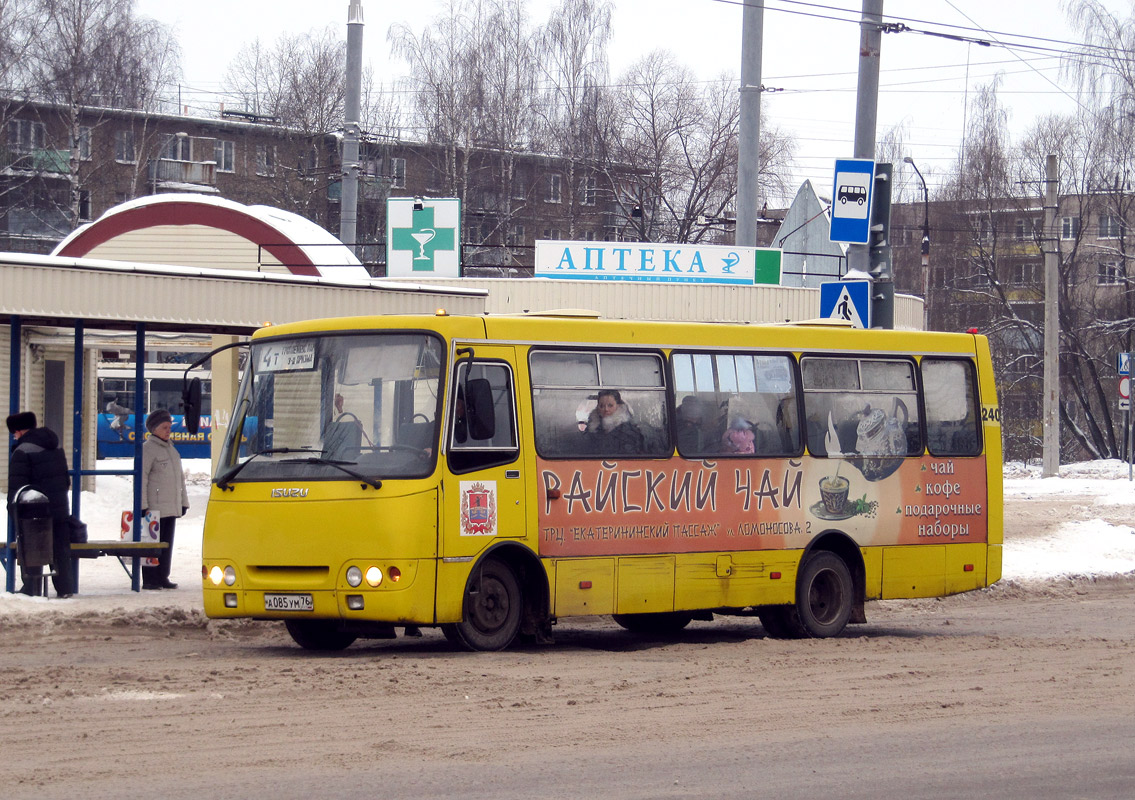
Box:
[196,312,1002,651]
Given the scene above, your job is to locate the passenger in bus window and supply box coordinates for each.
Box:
[721,417,756,454]
[675,395,708,453]
[584,389,645,455]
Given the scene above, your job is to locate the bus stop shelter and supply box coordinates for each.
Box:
[2,251,486,592]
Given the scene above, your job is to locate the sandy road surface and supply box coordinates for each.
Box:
[1,493,1133,799]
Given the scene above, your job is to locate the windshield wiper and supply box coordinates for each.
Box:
[282,456,382,490]
[215,447,326,490]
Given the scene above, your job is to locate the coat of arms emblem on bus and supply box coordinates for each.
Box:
[460,481,497,536]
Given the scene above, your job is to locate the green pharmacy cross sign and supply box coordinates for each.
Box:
[386,198,461,277]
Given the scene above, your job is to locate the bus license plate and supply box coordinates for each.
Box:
[264,593,313,612]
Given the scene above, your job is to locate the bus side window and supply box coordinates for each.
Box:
[530,350,669,459]
[671,352,798,458]
[922,358,981,456]
[448,362,519,473]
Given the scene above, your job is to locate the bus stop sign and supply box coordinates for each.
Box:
[829,158,875,244]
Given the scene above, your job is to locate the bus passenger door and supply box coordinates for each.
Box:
[442,348,527,560]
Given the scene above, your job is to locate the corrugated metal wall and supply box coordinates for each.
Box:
[0,259,486,330]
[395,277,926,330]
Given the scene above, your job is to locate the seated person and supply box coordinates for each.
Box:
[721,417,756,454]
[675,395,708,453]
[583,389,645,455]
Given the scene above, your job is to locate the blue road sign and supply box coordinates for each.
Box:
[829,158,875,244]
[820,280,871,329]
[1118,352,1130,376]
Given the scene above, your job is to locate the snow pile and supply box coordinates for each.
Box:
[1002,459,1135,582]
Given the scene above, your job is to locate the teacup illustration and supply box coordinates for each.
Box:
[819,475,850,515]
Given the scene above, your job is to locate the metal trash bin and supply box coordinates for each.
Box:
[14,486,54,568]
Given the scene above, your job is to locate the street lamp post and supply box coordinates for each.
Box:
[904,156,931,329]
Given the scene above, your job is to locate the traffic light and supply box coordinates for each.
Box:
[868,162,894,329]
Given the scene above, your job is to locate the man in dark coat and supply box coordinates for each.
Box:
[7,411,74,597]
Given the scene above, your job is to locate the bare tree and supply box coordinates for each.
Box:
[31,0,179,110]
[2,0,180,231]
[0,0,42,94]
[224,27,347,135]
[603,54,794,244]
[534,0,612,238]
[390,0,543,267]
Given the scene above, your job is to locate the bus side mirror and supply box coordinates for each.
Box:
[464,377,495,441]
[183,377,202,435]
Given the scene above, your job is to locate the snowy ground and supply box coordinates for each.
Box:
[2,458,1133,615]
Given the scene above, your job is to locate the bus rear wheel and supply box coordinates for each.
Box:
[284,619,358,651]
[446,558,523,652]
[759,551,854,639]
[612,612,693,635]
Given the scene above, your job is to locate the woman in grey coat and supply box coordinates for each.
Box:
[141,409,189,590]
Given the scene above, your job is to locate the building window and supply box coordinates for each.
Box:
[1008,262,1041,286]
[1098,214,1122,239]
[114,130,136,164]
[72,126,91,161]
[162,133,192,161]
[1098,261,1123,285]
[428,164,444,192]
[546,174,562,204]
[7,119,46,153]
[78,189,91,221]
[214,140,235,172]
[299,146,318,178]
[390,157,406,188]
[512,174,527,200]
[579,176,597,206]
[255,144,276,176]
[1015,219,1027,241]
[542,228,561,241]
[1010,302,1043,324]
[507,224,525,247]
[1060,216,1080,240]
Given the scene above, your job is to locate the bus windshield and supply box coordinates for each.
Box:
[217,332,444,483]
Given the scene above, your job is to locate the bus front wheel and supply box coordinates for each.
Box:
[284,619,358,651]
[445,559,523,652]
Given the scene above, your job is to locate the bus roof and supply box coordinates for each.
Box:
[251,313,982,356]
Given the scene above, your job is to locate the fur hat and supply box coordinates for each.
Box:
[6,411,36,433]
[146,408,172,433]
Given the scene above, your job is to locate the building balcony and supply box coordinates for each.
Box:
[2,148,72,175]
[147,158,216,189]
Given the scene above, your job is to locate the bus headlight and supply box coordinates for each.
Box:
[224,566,236,586]
[209,565,224,585]
[346,566,363,587]
[365,566,383,587]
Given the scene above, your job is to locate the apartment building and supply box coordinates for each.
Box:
[1,99,629,273]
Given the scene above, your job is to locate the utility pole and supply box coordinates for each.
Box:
[339,0,364,255]
[735,0,764,248]
[849,0,893,328]
[1042,153,1060,477]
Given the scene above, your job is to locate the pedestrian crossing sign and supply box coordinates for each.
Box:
[819,280,871,329]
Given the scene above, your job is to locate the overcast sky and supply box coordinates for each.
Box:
[136,0,1123,198]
